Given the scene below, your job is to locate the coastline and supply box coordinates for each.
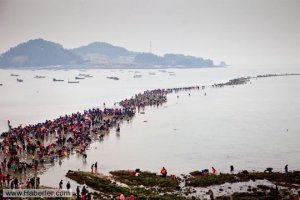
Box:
[64,170,300,199]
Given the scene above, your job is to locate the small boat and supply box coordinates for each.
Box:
[133,74,142,78]
[107,76,119,80]
[149,72,156,75]
[53,78,64,82]
[17,78,23,82]
[0,83,3,86]
[11,74,19,77]
[78,73,93,78]
[68,80,79,83]
[34,75,46,78]
[75,76,85,80]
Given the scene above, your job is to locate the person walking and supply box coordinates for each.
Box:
[119,194,125,200]
[76,186,80,198]
[160,167,167,178]
[66,181,71,190]
[83,153,87,160]
[212,167,216,174]
[91,164,94,173]
[95,162,98,173]
[230,165,234,173]
[59,180,63,190]
[81,186,87,198]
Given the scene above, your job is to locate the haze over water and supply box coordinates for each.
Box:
[0,64,300,187]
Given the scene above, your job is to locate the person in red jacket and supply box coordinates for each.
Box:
[160,167,168,178]
[212,167,216,174]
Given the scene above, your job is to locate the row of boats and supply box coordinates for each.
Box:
[53,73,93,83]
[3,71,175,85]
[9,73,94,84]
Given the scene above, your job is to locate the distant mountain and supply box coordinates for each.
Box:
[0,38,221,68]
[0,39,82,67]
[71,42,135,58]
[134,53,165,65]
[134,53,214,67]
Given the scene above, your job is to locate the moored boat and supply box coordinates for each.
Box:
[34,75,46,78]
[68,80,80,83]
[78,73,93,78]
[53,78,64,82]
[107,76,119,80]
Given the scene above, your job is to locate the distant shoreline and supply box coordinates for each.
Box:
[0,65,224,70]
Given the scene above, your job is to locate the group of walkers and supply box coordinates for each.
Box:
[0,107,137,187]
[0,167,40,189]
[91,161,98,173]
[0,85,201,191]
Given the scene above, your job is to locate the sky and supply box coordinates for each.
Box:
[0,0,299,65]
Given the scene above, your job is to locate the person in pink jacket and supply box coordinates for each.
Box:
[119,194,125,200]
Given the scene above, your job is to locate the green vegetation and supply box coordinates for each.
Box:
[186,171,300,187]
[66,170,187,200]
[110,170,179,189]
[186,173,237,187]
[66,170,130,195]
[66,170,300,199]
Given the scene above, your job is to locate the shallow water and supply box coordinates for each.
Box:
[0,65,300,188]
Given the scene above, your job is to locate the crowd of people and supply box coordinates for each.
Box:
[0,79,295,199]
[0,85,201,194]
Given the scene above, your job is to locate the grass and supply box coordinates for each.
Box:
[66,170,300,199]
[66,170,188,200]
[66,170,130,195]
[110,170,179,189]
[186,171,300,187]
[186,173,237,187]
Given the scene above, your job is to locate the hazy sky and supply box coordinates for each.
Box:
[0,0,299,65]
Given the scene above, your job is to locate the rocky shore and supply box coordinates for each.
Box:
[66,170,300,199]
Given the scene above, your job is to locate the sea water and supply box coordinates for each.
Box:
[0,65,299,187]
